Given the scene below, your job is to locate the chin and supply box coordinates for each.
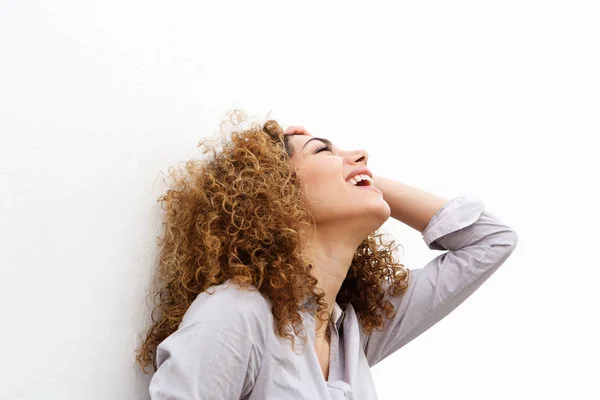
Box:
[365,202,391,232]
[378,202,392,223]
[377,207,392,226]
[375,198,392,218]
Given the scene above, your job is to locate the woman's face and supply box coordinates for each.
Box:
[288,134,391,229]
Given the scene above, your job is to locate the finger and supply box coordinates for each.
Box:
[284,126,311,135]
[284,126,302,134]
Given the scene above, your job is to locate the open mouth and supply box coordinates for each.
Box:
[347,174,373,187]
[353,180,371,187]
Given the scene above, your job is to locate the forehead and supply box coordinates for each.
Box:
[290,134,314,146]
[287,134,310,156]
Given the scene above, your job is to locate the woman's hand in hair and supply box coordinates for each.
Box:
[284,126,311,136]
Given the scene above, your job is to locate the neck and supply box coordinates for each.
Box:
[302,220,366,338]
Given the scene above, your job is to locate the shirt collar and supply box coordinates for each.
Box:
[332,301,345,331]
[301,296,346,331]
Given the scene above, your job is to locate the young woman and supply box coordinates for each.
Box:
[136,112,518,399]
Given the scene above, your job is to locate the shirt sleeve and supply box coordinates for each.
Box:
[362,193,519,367]
[149,285,268,400]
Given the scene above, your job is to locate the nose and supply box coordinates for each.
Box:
[346,148,369,166]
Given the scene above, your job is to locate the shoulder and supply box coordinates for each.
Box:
[180,279,273,332]
[152,280,273,397]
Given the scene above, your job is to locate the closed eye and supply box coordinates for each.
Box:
[316,145,332,154]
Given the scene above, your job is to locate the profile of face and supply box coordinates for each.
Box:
[287,133,391,235]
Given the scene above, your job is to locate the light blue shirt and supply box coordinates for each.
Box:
[149,193,519,399]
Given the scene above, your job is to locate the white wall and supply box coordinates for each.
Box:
[1,1,598,399]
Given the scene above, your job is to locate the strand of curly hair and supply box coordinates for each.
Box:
[135,110,410,373]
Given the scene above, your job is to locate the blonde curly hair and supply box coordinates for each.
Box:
[135,110,410,373]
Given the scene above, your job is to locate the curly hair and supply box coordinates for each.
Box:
[135,109,410,373]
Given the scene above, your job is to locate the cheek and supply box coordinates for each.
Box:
[297,160,346,199]
[305,172,347,199]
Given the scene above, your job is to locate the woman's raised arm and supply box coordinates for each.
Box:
[361,181,518,367]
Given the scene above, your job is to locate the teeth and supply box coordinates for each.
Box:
[349,174,373,186]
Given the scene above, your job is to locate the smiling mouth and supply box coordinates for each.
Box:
[346,176,382,194]
[347,174,374,187]
[350,181,371,187]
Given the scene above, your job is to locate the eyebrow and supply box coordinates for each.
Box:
[301,137,333,151]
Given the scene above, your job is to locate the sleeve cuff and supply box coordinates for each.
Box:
[421,193,485,251]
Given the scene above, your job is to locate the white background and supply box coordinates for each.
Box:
[1,1,598,399]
